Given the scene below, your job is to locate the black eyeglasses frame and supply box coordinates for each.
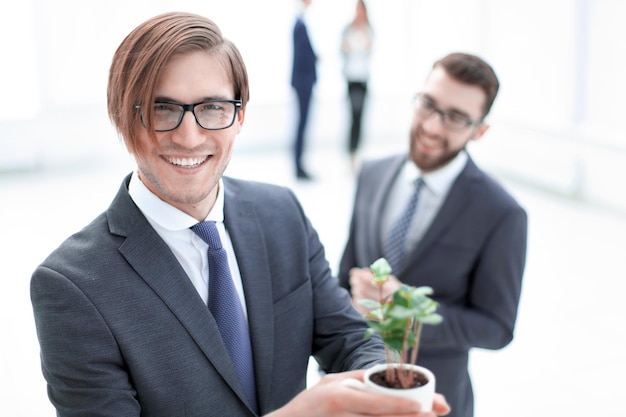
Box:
[135,99,243,132]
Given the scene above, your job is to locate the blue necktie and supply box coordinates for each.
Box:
[190,221,258,414]
[384,178,425,272]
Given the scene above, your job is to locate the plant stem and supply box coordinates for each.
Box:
[410,320,423,365]
[385,348,394,382]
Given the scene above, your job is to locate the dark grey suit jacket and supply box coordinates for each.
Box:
[31,175,384,417]
[339,154,528,417]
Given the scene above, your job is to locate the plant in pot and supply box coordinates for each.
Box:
[347,257,443,410]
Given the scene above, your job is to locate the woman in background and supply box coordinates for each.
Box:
[341,0,373,172]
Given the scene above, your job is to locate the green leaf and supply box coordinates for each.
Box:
[358,299,381,309]
[387,305,416,320]
[411,286,434,296]
[363,328,376,339]
[370,258,392,282]
[364,309,384,321]
[419,313,443,325]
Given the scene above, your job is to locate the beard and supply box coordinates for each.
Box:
[409,125,469,173]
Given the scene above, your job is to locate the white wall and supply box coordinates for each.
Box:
[1,0,625,211]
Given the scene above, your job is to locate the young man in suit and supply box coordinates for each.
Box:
[339,52,528,417]
[291,0,317,180]
[30,12,450,417]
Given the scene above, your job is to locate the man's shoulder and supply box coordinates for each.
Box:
[35,211,112,274]
[463,158,525,212]
[36,176,141,274]
[223,177,299,208]
[360,154,404,174]
[224,176,291,195]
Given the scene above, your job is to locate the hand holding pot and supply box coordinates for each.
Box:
[341,364,438,412]
[266,369,450,417]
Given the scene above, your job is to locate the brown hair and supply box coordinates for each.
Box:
[434,52,499,119]
[107,12,249,154]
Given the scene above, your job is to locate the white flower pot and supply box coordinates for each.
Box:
[342,363,436,411]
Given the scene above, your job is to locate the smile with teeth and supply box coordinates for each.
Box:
[166,156,208,168]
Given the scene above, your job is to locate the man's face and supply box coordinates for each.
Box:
[133,50,244,220]
[409,66,489,173]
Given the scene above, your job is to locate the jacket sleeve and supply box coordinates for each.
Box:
[281,188,385,373]
[31,266,140,417]
[420,204,528,351]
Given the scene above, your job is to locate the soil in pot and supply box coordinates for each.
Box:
[370,367,429,389]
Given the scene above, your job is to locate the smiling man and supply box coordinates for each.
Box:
[339,52,528,417]
[30,12,451,417]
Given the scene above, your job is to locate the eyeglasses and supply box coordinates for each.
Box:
[135,99,242,132]
[414,94,481,132]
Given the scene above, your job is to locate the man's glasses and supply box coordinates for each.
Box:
[135,99,242,132]
[414,94,481,132]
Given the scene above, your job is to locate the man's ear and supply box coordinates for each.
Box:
[471,122,490,142]
[233,106,246,133]
[238,106,246,125]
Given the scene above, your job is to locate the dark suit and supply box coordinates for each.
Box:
[291,14,317,175]
[31,175,384,417]
[339,154,528,417]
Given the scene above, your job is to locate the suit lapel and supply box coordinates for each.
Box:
[108,177,251,410]
[223,178,275,412]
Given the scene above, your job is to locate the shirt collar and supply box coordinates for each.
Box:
[128,171,225,231]
[401,150,468,196]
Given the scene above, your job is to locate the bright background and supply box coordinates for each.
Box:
[3,0,626,212]
[1,1,625,416]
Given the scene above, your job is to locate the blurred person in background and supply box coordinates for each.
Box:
[30,11,450,417]
[291,0,318,180]
[339,52,528,417]
[341,0,373,172]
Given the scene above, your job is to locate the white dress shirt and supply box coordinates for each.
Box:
[382,151,468,254]
[128,172,248,317]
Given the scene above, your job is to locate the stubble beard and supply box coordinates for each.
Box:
[409,127,464,173]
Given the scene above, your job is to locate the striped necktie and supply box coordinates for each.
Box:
[384,178,425,272]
